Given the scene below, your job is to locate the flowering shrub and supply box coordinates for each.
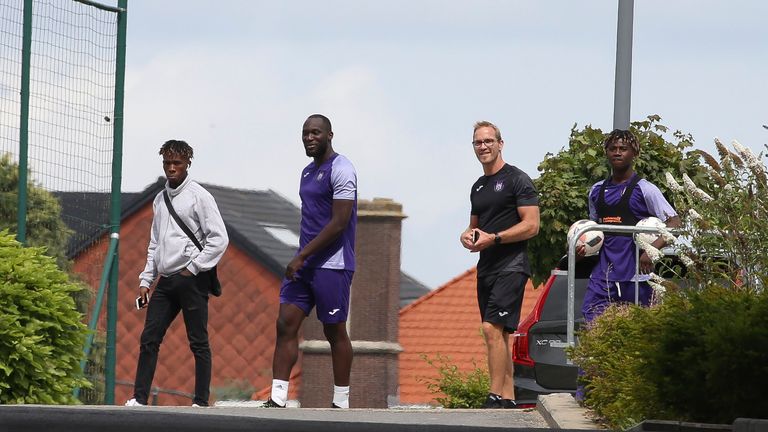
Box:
[664,139,768,292]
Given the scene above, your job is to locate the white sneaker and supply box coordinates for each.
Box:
[125,398,145,406]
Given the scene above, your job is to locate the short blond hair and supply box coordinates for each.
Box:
[473,121,502,141]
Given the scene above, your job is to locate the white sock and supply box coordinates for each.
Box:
[271,379,289,406]
[332,385,350,408]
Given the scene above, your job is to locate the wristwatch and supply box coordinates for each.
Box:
[494,233,502,245]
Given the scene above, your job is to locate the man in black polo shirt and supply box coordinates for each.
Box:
[460,121,540,409]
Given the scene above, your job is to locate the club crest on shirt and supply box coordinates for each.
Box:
[494,180,504,192]
[316,171,325,181]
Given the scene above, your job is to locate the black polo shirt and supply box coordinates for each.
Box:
[470,163,539,277]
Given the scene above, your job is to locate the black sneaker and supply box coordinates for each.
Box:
[261,398,285,408]
[503,399,522,409]
[481,393,504,409]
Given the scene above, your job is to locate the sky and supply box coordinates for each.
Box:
[114,0,766,289]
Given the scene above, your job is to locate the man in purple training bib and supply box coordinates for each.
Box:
[265,114,357,409]
[579,129,681,322]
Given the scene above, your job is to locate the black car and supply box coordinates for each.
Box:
[511,256,593,406]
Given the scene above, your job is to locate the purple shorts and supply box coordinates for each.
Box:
[279,267,353,323]
[582,279,651,323]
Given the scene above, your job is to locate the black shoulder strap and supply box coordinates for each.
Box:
[618,174,642,205]
[597,177,611,207]
[163,190,203,252]
[598,174,641,206]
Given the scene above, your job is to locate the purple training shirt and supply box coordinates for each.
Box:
[588,178,676,282]
[298,153,357,271]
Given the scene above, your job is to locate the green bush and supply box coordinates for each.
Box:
[647,286,768,424]
[0,230,89,403]
[569,305,665,429]
[571,288,768,429]
[419,353,489,408]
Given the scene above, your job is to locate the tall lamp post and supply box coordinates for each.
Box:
[613,0,634,130]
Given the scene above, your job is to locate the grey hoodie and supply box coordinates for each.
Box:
[139,176,229,288]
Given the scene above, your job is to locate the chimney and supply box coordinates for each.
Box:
[299,197,406,408]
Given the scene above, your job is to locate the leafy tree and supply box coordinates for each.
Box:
[0,230,90,403]
[528,115,705,285]
[0,153,72,267]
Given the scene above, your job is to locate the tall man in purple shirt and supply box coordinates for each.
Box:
[265,114,357,409]
[579,129,681,322]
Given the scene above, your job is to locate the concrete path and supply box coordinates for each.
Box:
[0,393,603,432]
[538,393,603,430]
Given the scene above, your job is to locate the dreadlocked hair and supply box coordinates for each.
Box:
[159,140,194,159]
[603,129,639,154]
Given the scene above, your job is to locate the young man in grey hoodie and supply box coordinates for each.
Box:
[126,140,229,407]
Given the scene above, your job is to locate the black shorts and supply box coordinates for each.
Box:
[477,271,528,333]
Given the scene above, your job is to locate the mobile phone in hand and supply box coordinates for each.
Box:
[473,230,480,244]
[135,295,148,310]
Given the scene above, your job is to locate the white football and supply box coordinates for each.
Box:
[635,217,665,245]
[567,219,604,256]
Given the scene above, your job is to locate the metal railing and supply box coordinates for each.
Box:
[564,223,676,360]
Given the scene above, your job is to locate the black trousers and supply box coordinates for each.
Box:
[132,272,211,406]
